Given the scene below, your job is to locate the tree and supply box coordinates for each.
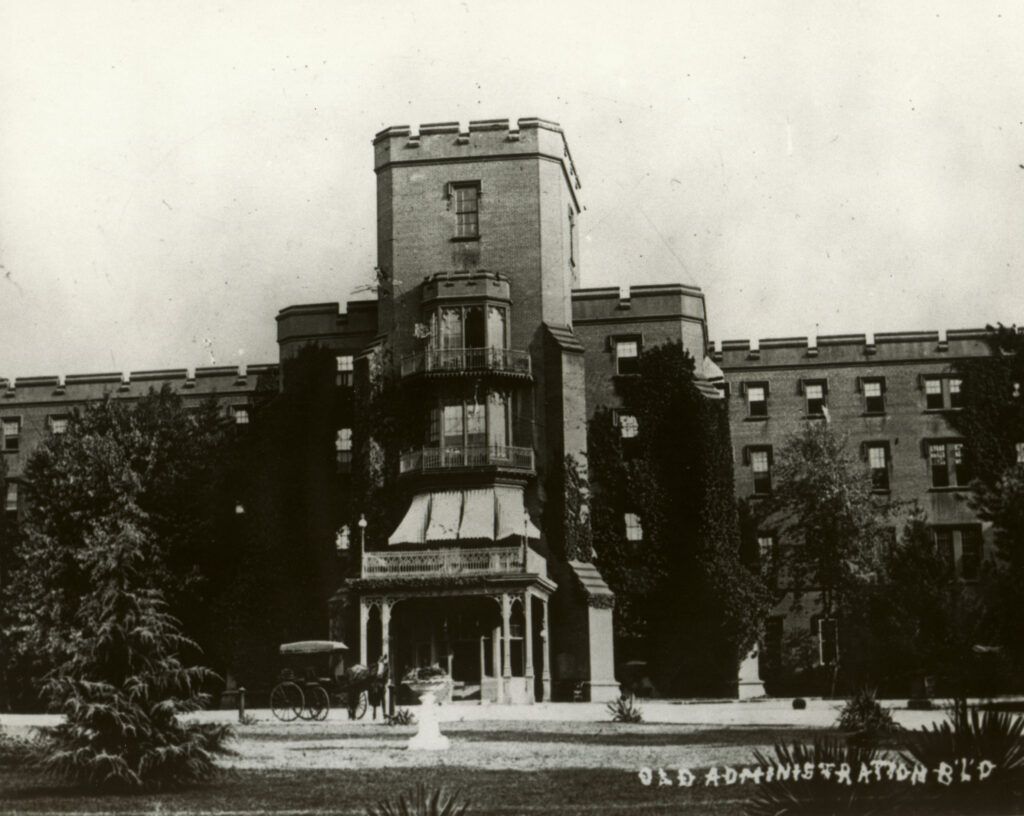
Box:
[950,325,1024,675]
[588,341,769,696]
[842,512,985,696]
[2,389,232,697]
[756,423,895,694]
[38,502,231,789]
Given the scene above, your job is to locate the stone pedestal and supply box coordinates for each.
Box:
[407,687,450,751]
[737,647,766,699]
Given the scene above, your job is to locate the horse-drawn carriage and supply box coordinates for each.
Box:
[269,640,389,722]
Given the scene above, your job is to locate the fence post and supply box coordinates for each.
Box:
[238,686,246,723]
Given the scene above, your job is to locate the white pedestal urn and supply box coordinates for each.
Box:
[403,668,452,751]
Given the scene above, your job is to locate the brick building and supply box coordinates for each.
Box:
[0,117,1009,698]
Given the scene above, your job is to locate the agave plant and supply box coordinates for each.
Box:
[744,737,901,816]
[901,700,1024,789]
[367,783,470,816]
[607,694,643,723]
[837,688,900,743]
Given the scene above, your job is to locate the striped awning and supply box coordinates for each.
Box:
[388,486,541,546]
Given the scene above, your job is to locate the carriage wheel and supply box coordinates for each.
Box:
[352,690,368,720]
[306,685,330,721]
[270,681,304,722]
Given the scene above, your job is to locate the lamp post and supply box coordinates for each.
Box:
[358,513,368,560]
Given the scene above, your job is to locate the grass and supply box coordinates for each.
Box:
[0,767,753,815]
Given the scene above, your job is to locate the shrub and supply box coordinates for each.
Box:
[745,737,900,815]
[792,698,807,710]
[607,694,643,723]
[836,688,900,740]
[366,783,470,816]
[387,708,416,726]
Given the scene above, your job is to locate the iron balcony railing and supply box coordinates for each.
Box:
[400,347,531,378]
[399,445,535,475]
[361,546,525,578]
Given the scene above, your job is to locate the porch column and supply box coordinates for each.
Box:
[501,593,512,703]
[540,597,552,702]
[359,599,370,666]
[524,592,535,703]
[381,600,393,712]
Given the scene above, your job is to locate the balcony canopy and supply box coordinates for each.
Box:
[388,486,541,546]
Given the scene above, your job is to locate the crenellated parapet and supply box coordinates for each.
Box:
[710,328,992,370]
[373,117,581,192]
[1,364,276,406]
[572,283,707,325]
[275,299,379,357]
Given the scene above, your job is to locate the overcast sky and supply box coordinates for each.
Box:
[1,0,1022,378]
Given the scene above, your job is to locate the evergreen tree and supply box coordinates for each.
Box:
[39,503,231,789]
[588,341,769,695]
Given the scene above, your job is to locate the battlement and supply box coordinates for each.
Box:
[571,284,707,324]
[276,299,379,345]
[1,364,276,405]
[710,328,993,369]
[372,117,580,190]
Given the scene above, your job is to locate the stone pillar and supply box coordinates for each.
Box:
[501,593,512,703]
[359,599,369,666]
[737,646,766,699]
[381,600,393,711]
[524,592,535,703]
[541,597,552,702]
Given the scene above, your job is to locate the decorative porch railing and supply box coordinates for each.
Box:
[361,546,525,578]
[399,445,535,475]
[400,347,531,378]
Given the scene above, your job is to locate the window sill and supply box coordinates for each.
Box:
[923,407,963,414]
[744,415,769,422]
[450,236,480,243]
[862,411,888,418]
[804,414,827,420]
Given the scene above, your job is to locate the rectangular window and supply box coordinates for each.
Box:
[624,512,643,541]
[948,378,963,409]
[2,418,20,452]
[336,427,353,469]
[933,528,954,561]
[1017,442,1024,464]
[428,407,441,445]
[928,441,970,488]
[49,415,68,435]
[232,406,250,425]
[750,448,772,494]
[453,183,480,239]
[486,392,509,448]
[805,382,826,416]
[815,617,839,666]
[615,339,640,375]
[336,355,354,387]
[443,404,464,446]
[863,380,885,414]
[619,414,639,439]
[867,443,890,491]
[465,402,486,446]
[924,378,944,410]
[757,535,777,563]
[929,443,950,488]
[746,384,768,418]
[4,481,17,515]
[960,526,982,581]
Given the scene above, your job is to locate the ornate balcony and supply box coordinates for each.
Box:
[399,445,535,476]
[362,545,525,578]
[400,347,531,379]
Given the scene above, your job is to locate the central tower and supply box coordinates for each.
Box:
[359,118,616,704]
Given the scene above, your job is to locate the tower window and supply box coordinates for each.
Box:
[452,183,480,239]
[749,447,772,494]
[804,382,826,416]
[924,378,944,410]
